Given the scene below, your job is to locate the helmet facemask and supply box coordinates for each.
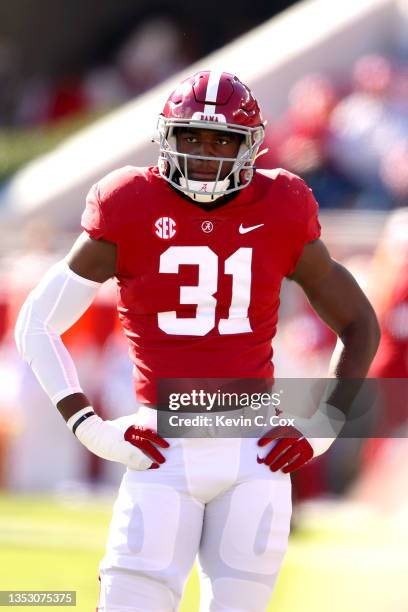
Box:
[157,117,264,202]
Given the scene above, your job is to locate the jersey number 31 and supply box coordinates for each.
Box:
[158,246,252,336]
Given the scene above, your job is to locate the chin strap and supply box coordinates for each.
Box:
[178,177,230,202]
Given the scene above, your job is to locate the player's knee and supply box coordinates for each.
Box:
[204,576,277,611]
[97,567,177,611]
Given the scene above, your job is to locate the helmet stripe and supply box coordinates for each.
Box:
[203,71,224,115]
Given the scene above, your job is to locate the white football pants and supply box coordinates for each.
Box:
[97,407,292,612]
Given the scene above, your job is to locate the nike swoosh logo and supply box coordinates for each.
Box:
[239,223,264,234]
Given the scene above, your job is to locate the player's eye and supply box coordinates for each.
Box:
[185,135,198,143]
[217,138,230,145]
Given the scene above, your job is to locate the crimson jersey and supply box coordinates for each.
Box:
[81,166,321,404]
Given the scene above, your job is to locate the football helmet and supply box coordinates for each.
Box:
[157,71,265,202]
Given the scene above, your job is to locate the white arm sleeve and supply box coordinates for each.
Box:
[14,259,102,405]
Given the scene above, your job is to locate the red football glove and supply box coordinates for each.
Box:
[124,426,169,469]
[257,425,314,473]
[257,402,346,473]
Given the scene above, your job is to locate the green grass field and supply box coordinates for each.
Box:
[0,493,407,611]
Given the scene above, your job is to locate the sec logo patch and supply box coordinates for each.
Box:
[154,216,177,240]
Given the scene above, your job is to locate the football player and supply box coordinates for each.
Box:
[15,71,380,611]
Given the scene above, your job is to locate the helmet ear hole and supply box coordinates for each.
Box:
[239,168,253,186]
[158,158,170,176]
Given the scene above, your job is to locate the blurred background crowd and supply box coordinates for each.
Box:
[2,2,408,211]
[0,0,407,516]
[259,54,408,211]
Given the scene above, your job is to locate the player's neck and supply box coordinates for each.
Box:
[169,184,240,211]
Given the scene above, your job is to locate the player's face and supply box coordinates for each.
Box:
[175,128,242,181]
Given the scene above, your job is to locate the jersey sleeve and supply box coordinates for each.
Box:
[81,182,110,241]
[287,179,321,276]
[304,183,321,243]
[81,166,135,243]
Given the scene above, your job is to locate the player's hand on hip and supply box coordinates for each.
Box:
[257,402,345,473]
[67,408,169,470]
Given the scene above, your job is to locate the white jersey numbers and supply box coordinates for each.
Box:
[158,246,253,336]
[158,246,217,336]
[219,248,252,334]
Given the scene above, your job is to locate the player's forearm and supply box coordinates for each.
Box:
[14,259,101,415]
[56,392,93,422]
[325,312,380,411]
[14,263,160,470]
[331,312,380,377]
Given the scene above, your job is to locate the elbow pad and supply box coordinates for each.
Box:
[14,259,101,405]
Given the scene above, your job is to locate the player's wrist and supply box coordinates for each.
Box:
[66,408,154,470]
[315,402,346,435]
[67,409,109,452]
[66,406,96,436]
[294,401,346,456]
